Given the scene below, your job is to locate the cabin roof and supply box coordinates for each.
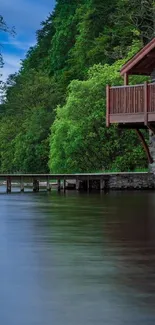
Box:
[120,38,155,76]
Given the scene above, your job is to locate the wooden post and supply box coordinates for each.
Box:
[87,177,90,191]
[100,177,105,191]
[124,73,129,86]
[76,177,80,191]
[144,81,148,125]
[6,177,11,193]
[57,179,61,192]
[63,179,66,192]
[123,73,128,114]
[47,177,51,192]
[20,176,24,192]
[136,129,153,164]
[106,85,110,127]
[33,179,39,192]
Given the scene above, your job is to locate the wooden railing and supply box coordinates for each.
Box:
[106,82,155,126]
[148,83,155,112]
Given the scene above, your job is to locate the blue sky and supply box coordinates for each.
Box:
[1,0,55,81]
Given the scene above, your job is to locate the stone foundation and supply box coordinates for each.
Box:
[88,173,155,190]
[107,173,154,190]
[149,131,155,173]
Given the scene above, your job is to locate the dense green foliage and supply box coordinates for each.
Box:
[1,1,154,173]
[49,58,147,173]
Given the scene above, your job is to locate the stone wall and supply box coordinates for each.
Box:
[107,173,155,190]
[89,173,155,190]
[149,130,155,173]
[149,71,155,172]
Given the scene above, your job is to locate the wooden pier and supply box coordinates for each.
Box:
[0,172,154,193]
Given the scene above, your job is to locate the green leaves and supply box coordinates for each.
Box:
[0,1,152,173]
[49,59,147,173]
[13,108,52,173]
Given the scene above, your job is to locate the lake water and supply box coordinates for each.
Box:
[0,189,155,325]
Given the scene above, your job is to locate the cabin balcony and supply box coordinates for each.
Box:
[106,82,155,128]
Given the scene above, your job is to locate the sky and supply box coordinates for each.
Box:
[0,0,55,82]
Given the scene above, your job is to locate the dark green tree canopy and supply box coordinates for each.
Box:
[0,1,154,173]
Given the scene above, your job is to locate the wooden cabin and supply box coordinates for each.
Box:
[106,38,155,129]
[106,38,155,164]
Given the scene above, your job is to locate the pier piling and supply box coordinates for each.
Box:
[6,177,11,193]
[47,177,51,192]
[57,179,61,192]
[33,179,39,192]
[20,177,24,192]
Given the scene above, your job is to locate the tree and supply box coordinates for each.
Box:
[13,108,53,173]
[0,1,152,174]
[49,52,147,173]
[0,116,19,172]
[0,69,63,172]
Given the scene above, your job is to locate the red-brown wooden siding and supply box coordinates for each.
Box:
[107,83,155,126]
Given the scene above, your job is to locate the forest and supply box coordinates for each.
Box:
[0,0,155,173]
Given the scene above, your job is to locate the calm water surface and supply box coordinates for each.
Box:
[0,189,155,324]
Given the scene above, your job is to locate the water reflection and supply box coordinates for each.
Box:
[0,191,155,324]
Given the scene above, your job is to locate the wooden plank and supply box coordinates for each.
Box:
[124,73,128,85]
[120,38,155,76]
[148,84,152,112]
[106,85,110,127]
[108,83,155,125]
[144,81,148,125]
[123,87,125,113]
[149,84,155,112]
[110,113,145,124]
[148,112,155,121]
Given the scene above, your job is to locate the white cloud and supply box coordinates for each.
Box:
[0,54,22,82]
[1,39,36,51]
[0,0,55,81]
[0,37,36,81]
[3,54,22,69]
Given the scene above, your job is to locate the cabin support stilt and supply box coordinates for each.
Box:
[148,124,155,135]
[136,129,153,164]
